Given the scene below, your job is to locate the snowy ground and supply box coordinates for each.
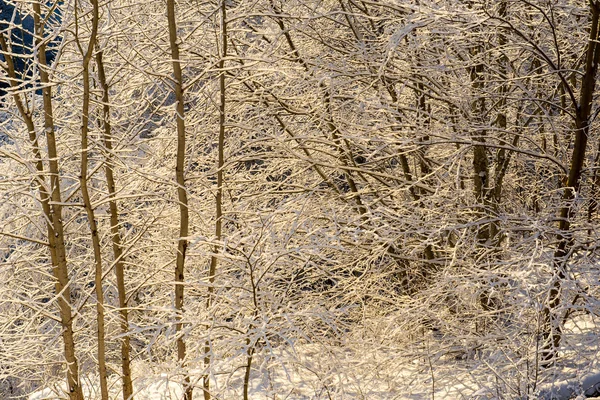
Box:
[28,314,600,399]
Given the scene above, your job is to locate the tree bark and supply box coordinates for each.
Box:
[166,0,192,396]
[79,0,108,396]
[204,2,227,399]
[96,47,135,400]
[31,2,85,398]
[0,29,82,399]
[541,0,600,364]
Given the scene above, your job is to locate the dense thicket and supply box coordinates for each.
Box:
[1,0,600,398]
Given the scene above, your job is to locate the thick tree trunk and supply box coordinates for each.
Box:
[541,0,600,364]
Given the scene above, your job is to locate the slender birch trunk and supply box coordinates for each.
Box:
[0,32,82,399]
[19,2,87,398]
[78,0,108,396]
[204,3,227,398]
[96,47,135,400]
[166,0,192,397]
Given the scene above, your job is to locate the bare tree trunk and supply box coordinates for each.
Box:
[0,31,83,398]
[25,3,86,398]
[96,47,135,400]
[78,0,108,396]
[489,0,509,243]
[476,1,512,312]
[204,3,227,399]
[468,49,492,246]
[243,339,255,400]
[166,0,192,397]
[541,0,600,364]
